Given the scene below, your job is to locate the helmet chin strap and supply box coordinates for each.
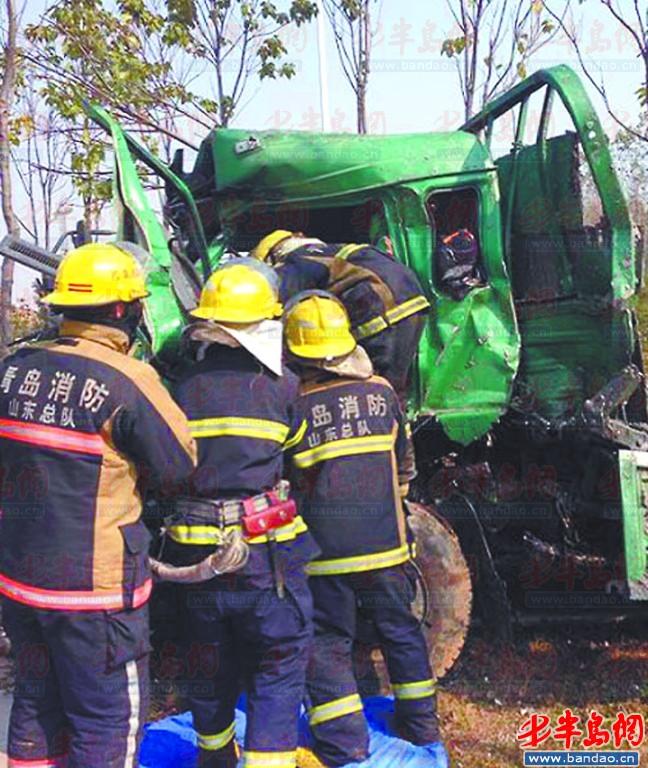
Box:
[121,301,144,345]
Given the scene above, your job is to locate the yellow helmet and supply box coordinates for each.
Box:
[250,230,293,262]
[43,242,149,307]
[285,291,356,360]
[191,261,283,323]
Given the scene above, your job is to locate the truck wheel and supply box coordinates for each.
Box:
[354,501,472,694]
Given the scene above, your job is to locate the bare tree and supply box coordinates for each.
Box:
[168,0,318,127]
[20,0,317,226]
[0,0,20,347]
[11,91,75,250]
[23,0,214,230]
[544,0,648,142]
[25,0,216,151]
[323,0,379,134]
[442,0,566,121]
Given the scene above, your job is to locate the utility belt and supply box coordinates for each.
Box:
[163,482,300,597]
[165,485,301,545]
[352,294,430,341]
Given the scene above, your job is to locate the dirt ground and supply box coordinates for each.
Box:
[440,621,648,768]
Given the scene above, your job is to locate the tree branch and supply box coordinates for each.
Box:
[0,0,19,344]
[544,1,647,142]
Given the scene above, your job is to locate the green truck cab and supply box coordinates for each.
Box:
[47,65,648,641]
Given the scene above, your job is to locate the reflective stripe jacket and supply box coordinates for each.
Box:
[277,243,430,340]
[0,321,197,611]
[170,345,318,561]
[288,374,415,576]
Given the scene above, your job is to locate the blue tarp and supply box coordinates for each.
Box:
[139,697,444,767]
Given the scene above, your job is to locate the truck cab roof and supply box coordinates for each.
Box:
[192,128,493,204]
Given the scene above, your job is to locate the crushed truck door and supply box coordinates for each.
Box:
[462,65,636,424]
[619,450,648,600]
[389,174,521,446]
[464,66,644,596]
[619,451,648,600]
[86,104,214,359]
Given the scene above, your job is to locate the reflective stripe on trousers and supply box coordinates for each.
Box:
[5,600,150,768]
[198,722,236,751]
[308,693,364,727]
[178,575,312,765]
[392,678,437,700]
[123,660,141,768]
[242,750,297,767]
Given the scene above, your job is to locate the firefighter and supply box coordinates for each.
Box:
[251,230,430,405]
[284,292,448,768]
[0,242,197,768]
[164,260,319,768]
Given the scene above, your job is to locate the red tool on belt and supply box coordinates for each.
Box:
[241,490,297,537]
[240,481,296,598]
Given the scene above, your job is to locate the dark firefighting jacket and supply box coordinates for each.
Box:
[169,345,318,564]
[278,243,430,340]
[288,373,415,576]
[0,321,197,611]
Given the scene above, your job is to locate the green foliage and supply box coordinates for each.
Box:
[441,0,558,118]
[168,0,317,30]
[26,1,198,123]
[10,302,45,341]
[441,36,469,57]
[25,0,206,220]
[7,114,34,146]
[334,0,364,22]
[165,0,317,124]
[258,34,291,78]
[20,0,317,221]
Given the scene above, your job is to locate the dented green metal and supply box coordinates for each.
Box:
[206,128,522,445]
[88,104,185,358]
[87,64,648,603]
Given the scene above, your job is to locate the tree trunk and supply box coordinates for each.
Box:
[643,53,648,125]
[356,0,369,134]
[0,0,19,349]
[357,84,367,134]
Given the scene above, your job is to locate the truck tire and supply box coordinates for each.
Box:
[354,501,472,694]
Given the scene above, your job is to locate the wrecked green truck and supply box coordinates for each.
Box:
[3,65,646,675]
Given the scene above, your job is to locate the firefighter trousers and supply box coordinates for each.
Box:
[3,598,150,768]
[180,571,313,768]
[306,564,440,767]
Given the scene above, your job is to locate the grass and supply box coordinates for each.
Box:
[148,623,648,767]
[440,624,648,768]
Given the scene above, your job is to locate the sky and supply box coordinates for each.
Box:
[234,1,644,138]
[5,0,647,302]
